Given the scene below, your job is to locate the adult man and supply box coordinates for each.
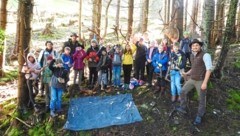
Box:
[177,39,213,125]
[62,32,84,56]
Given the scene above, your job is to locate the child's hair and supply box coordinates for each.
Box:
[124,44,132,55]
[64,46,71,51]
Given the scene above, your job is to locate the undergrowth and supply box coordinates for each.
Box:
[226,89,240,112]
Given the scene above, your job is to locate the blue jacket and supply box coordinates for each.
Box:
[152,51,169,73]
[146,47,158,61]
[61,53,73,71]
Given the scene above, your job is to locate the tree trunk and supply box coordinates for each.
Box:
[141,0,149,33]
[184,0,188,31]
[236,4,240,41]
[115,0,120,41]
[214,0,238,78]
[0,30,4,77]
[212,0,225,47]
[0,0,8,77]
[0,0,8,30]
[127,0,134,40]
[92,0,102,40]
[17,0,33,110]
[103,0,112,38]
[190,0,199,34]
[201,0,215,50]
[79,0,82,40]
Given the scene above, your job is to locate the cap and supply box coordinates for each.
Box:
[70,32,78,37]
[91,39,98,44]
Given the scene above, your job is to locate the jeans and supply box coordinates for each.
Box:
[170,70,182,96]
[113,65,121,86]
[180,79,206,117]
[98,71,107,86]
[50,87,63,111]
[73,69,83,87]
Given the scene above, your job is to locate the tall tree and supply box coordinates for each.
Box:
[17,0,34,110]
[0,0,8,30]
[201,0,215,50]
[190,0,199,34]
[214,0,238,78]
[103,0,112,38]
[141,0,149,33]
[115,0,120,41]
[236,4,240,41]
[0,0,8,77]
[127,0,134,40]
[212,0,225,46]
[92,0,102,39]
[79,0,82,40]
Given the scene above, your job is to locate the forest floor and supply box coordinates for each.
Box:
[1,45,240,135]
[1,0,240,134]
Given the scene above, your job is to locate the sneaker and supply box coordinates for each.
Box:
[171,96,176,102]
[50,111,57,117]
[193,116,202,125]
[176,106,187,114]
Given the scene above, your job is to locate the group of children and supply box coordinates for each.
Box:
[21,31,192,117]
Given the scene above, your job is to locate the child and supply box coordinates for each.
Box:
[106,43,113,85]
[112,46,122,89]
[22,53,41,112]
[180,31,191,65]
[169,42,186,102]
[42,55,53,112]
[152,45,169,94]
[61,47,73,72]
[97,49,111,91]
[73,46,87,89]
[86,39,100,89]
[122,44,134,90]
[49,58,68,117]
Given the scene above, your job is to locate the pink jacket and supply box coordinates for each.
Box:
[73,49,87,70]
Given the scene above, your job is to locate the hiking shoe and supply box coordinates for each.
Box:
[193,116,202,125]
[176,106,187,114]
[50,111,57,117]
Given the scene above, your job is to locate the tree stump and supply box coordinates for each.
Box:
[42,23,54,35]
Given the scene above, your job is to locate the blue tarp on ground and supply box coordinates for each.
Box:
[64,94,143,131]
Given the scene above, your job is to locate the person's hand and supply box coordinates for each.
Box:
[29,68,35,72]
[57,63,63,67]
[89,58,92,62]
[147,59,151,63]
[201,83,207,91]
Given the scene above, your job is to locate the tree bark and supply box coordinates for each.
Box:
[236,4,240,41]
[212,0,225,46]
[127,0,134,40]
[214,0,238,78]
[17,0,34,110]
[141,0,149,33]
[0,0,8,30]
[103,0,112,38]
[201,0,215,50]
[190,0,199,34]
[115,0,120,41]
[79,0,82,40]
[92,0,102,40]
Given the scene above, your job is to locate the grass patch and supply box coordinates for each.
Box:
[0,70,18,83]
[226,89,240,112]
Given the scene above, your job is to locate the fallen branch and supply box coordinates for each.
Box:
[7,114,32,128]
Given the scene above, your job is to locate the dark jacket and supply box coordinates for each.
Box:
[63,39,84,56]
[180,38,191,54]
[97,55,111,73]
[152,51,169,73]
[49,59,68,88]
[135,41,147,62]
[169,50,186,70]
